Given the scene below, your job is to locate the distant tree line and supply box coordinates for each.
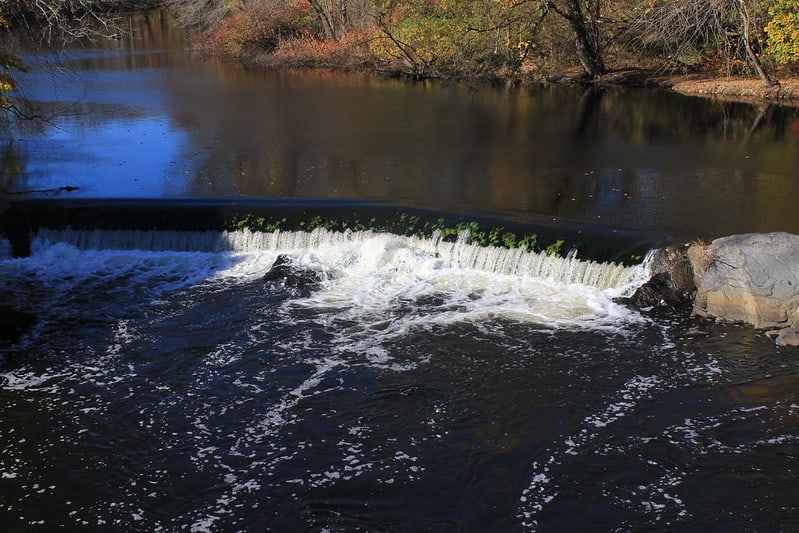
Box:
[163,0,799,84]
[3,0,799,114]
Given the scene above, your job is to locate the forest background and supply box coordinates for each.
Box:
[2,0,799,110]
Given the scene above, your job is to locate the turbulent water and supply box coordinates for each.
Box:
[1,230,798,531]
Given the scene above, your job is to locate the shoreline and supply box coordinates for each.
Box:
[236,49,799,106]
[461,67,799,106]
[653,75,799,106]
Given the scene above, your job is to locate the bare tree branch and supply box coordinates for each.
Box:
[626,0,778,87]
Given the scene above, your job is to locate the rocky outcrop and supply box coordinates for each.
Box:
[630,232,799,346]
[690,232,799,346]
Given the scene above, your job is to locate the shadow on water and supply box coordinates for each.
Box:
[572,86,605,140]
[0,197,671,263]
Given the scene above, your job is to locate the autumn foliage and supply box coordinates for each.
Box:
[765,0,799,65]
[174,0,799,83]
[4,0,799,99]
[198,1,318,60]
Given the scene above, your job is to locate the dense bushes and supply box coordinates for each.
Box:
[368,0,550,79]
[181,0,552,79]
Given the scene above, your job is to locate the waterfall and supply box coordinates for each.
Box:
[33,227,645,291]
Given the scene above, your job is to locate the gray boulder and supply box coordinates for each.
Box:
[691,232,799,341]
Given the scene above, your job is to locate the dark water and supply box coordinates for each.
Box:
[4,13,799,243]
[2,13,799,532]
[1,232,798,531]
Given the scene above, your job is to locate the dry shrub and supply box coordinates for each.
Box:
[262,29,378,69]
[687,240,717,280]
[200,1,318,60]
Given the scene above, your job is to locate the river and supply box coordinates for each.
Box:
[1,12,798,532]
[4,12,799,243]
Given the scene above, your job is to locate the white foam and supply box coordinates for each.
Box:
[284,233,646,332]
[33,227,641,289]
[2,239,236,298]
[0,370,64,391]
[518,374,665,527]
[10,229,648,333]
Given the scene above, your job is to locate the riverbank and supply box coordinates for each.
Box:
[149,0,799,109]
[234,42,799,106]
[604,71,799,106]
[530,66,799,105]
[662,76,799,105]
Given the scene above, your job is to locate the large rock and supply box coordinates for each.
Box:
[691,232,799,334]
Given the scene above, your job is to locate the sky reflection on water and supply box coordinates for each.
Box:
[16,113,192,197]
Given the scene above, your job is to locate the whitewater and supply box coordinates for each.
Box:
[1,229,797,530]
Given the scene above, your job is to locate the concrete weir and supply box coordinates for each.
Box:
[0,198,668,264]
[9,198,799,344]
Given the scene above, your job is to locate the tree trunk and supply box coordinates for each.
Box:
[307,0,338,41]
[737,0,779,88]
[549,0,606,80]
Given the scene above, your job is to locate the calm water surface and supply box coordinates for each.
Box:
[4,13,799,242]
[2,13,799,532]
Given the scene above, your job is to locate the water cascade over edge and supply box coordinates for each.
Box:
[16,227,649,293]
